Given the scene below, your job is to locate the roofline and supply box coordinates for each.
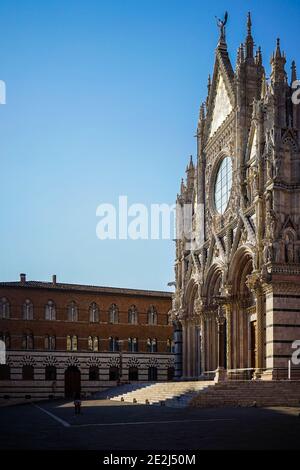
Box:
[0,280,173,298]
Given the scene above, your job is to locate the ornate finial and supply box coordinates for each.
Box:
[199,103,205,121]
[245,12,254,59]
[275,38,281,58]
[207,75,211,94]
[256,46,262,66]
[291,60,297,84]
[215,11,228,46]
[261,72,267,99]
[180,178,185,194]
[237,43,245,66]
[247,12,252,35]
[271,37,287,83]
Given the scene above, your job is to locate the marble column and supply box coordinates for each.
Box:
[224,303,232,371]
[173,320,182,379]
[214,308,227,382]
[255,285,265,378]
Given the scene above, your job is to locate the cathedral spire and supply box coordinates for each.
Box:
[291,60,297,85]
[271,37,287,83]
[245,12,254,60]
[206,75,211,107]
[180,178,185,195]
[198,103,206,130]
[207,75,211,97]
[239,43,245,63]
[255,46,262,66]
[261,72,267,99]
[275,38,282,59]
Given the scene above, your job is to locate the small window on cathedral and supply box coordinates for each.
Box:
[214,156,233,214]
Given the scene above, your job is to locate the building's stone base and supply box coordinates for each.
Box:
[1,350,175,400]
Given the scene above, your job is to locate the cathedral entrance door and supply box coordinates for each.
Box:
[250,321,257,374]
[65,366,81,398]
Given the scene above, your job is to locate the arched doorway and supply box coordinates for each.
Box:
[65,366,81,398]
[229,247,256,375]
[203,265,223,374]
[184,281,203,378]
[128,367,138,381]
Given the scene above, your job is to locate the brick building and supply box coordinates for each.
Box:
[0,274,173,400]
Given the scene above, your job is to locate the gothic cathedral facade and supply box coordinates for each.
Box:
[172,13,300,381]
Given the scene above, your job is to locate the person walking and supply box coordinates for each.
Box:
[74,392,82,415]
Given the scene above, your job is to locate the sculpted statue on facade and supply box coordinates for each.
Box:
[265,191,277,239]
[284,233,295,263]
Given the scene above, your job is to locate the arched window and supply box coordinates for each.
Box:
[109,304,119,324]
[0,298,10,319]
[166,338,175,353]
[45,366,57,381]
[88,336,93,351]
[0,332,10,349]
[93,336,99,352]
[128,337,138,352]
[72,335,78,351]
[147,338,157,353]
[66,335,77,351]
[22,365,34,380]
[44,335,56,350]
[109,336,119,352]
[23,299,33,320]
[0,364,10,380]
[148,367,157,381]
[88,336,99,352]
[89,366,99,381]
[67,301,78,322]
[128,305,138,325]
[128,367,138,381]
[109,366,119,381]
[45,300,56,321]
[66,335,71,351]
[22,332,34,350]
[89,303,100,323]
[147,305,157,325]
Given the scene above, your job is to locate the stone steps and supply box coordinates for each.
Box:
[93,380,300,408]
[190,381,300,408]
[101,381,215,406]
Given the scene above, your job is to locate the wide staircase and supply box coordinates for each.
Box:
[94,381,215,407]
[190,380,300,408]
[94,380,300,408]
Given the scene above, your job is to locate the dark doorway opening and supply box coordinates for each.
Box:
[64,366,81,398]
[148,366,158,381]
[109,366,120,381]
[128,366,138,381]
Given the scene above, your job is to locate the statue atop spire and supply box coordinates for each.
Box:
[215,11,228,47]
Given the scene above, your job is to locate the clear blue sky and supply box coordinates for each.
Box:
[1,0,299,291]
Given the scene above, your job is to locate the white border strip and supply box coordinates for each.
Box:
[75,418,235,428]
[34,404,71,428]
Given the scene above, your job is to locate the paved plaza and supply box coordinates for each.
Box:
[0,398,300,450]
